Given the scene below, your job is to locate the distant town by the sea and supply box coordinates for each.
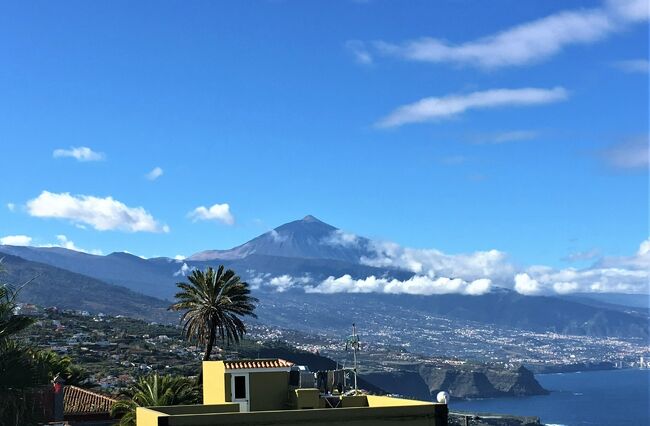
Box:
[451,368,650,426]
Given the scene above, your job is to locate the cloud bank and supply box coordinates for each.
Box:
[26,191,169,233]
[316,232,650,296]
[514,239,650,295]
[377,87,568,128]
[306,274,492,296]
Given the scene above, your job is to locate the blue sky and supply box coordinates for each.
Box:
[0,0,648,269]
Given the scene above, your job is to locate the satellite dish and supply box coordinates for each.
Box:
[436,391,449,404]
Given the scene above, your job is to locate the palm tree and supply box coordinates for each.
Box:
[170,266,257,361]
[0,263,41,425]
[0,282,35,343]
[0,262,88,425]
[111,374,198,426]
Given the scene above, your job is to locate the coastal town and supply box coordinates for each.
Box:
[16,302,650,394]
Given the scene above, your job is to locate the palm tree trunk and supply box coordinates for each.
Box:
[203,331,215,361]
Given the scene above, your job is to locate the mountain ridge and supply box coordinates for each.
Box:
[0,253,175,323]
[1,215,648,339]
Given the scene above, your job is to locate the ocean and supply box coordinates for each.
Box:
[450,369,650,426]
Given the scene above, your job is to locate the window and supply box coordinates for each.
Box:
[234,375,246,399]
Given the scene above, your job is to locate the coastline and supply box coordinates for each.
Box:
[450,369,650,426]
[525,361,618,375]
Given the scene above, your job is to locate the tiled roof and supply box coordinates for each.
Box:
[64,385,117,415]
[223,358,294,370]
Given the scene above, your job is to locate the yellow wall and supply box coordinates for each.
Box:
[289,388,320,409]
[366,395,434,407]
[136,404,240,426]
[249,371,289,411]
[340,395,368,408]
[135,407,167,426]
[203,362,289,410]
[202,361,228,404]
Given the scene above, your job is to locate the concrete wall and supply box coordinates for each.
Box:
[249,371,289,411]
[154,404,239,415]
[138,401,447,426]
[163,404,447,426]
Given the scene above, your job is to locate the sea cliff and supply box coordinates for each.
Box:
[364,364,548,400]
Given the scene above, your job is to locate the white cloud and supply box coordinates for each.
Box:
[514,238,650,295]
[6,203,15,212]
[377,87,568,128]
[53,234,80,251]
[0,235,33,246]
[173,262,192,277]
[514,273,543,295]
[613,59,650,73]
[269,275,298,292]
[145,167,164,181]
[474,130,539,145]
[40,234,103,255]
[52,146,105,162]
[173,255,186,261]
[188,203,235,225]
[600,136,649,170]
[361,240,515,283]
[373,0,648,69]
[306,274,492,296]
[246,272,310,292]
[322,230,359,247]
[606,0,650,22]
[562,248,601,262]
[26,191,169,233]
[269,229,288,243]
[346,40,373,64]
[553,281,580,294]
[248,271,272,290]
[0,233,101,253]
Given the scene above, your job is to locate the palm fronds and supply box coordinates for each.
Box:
[170,266,257,360]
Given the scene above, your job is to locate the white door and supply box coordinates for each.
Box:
[231,374,249,412]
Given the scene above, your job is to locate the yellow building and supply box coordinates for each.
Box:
[136,358,448,426]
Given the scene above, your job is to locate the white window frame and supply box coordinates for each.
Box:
[231,372,250,403]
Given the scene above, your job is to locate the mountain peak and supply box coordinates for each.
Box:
[302,215,322,223]
[189,215,373,262]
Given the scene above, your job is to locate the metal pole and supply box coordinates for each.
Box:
[352,323,358,394]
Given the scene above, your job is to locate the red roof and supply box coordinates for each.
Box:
[223,358,294,370]
[64,385,117,415]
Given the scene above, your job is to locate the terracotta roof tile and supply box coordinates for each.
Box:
[223,358,294,370]
[64,385,117,415]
